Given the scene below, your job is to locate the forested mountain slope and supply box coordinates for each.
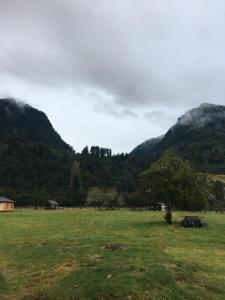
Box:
[131,103,225,173]
[0,98,71,150]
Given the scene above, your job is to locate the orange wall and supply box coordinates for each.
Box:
[0,203,14,212]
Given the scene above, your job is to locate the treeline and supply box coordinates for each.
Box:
[0,139,74,206]
[82,146,112,158]
[82,149,225,211]
[76,148,225,211]
[1,140,225,211]
[69,146,142,206]
[0,142,142,207]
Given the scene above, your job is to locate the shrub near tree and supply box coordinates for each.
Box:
[140,151,209,223]
[86,187,103,208]
[86,187,126,207]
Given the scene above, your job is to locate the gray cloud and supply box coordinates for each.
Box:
[121,109,138,119]
[144,111,166,121]
[0,0,225,152]
[1,0,225,109]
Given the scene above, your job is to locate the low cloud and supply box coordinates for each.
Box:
[177,103,225,128]
[144,111,166,121]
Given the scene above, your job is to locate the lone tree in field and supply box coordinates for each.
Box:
[140,151,208,224]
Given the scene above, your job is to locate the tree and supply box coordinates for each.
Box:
[140,151,208,223]
[69,160,83,206]
[86,187,103,207]
[86,187,122,207]
[102,188,118,207]
[117,195,126,207]
[208,178,225,211]
[81,146,89,156]
[90,146,100,158]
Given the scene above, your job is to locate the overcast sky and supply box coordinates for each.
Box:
[1,0,225,153]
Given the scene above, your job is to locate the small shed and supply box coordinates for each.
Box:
[149,202,167,211]
[0,197,15,212]
[160,203,167,212]
[45,200,59,210]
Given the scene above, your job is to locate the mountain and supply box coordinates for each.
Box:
[130,136,164,163]
[0,98,71,151]
[0,98,141,206]
[0,98,74,205]
[131,103,225,173]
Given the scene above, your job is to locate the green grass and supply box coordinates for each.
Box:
[0,209,225,300]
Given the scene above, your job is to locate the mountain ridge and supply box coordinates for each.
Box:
[130,103,225,173]
[130,135,164,162]
[0,98,72,151]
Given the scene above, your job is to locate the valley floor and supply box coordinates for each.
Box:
[0,209,225,300]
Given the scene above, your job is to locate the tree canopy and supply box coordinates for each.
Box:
[86,187,125,207]
[140,151,208,211]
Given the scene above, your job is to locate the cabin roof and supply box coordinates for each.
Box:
[0,197,15,203]
[47,200,59,205]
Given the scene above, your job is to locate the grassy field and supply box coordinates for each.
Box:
[0,210,225,300]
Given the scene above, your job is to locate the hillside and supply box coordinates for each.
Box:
[130,136,164,163]
[0,98,71,150]
[0,99,141,206]
[2,99,225,206]
[131,103,225,173]
[0,98,74,205]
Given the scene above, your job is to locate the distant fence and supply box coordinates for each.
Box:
[15,206,160,211]
[14,206,222,213]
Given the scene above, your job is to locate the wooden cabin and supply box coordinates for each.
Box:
[45,200,59,210]
[0,197,15,212]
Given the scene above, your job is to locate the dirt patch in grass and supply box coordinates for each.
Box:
[174,274,189,285]
[87,254,104,261]
[214,249,225,256]
[57,243,74,253]
[36,261,79,287]
[104,243,123,251]
[0,271,7,291]
[161,263,177,271]
[15,261,79,300]
[36,241,49,247]
[128,265,145,273]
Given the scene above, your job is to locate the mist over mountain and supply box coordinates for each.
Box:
[131,103,225,173]
[177,103,225,128]
[0,98,71,151]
